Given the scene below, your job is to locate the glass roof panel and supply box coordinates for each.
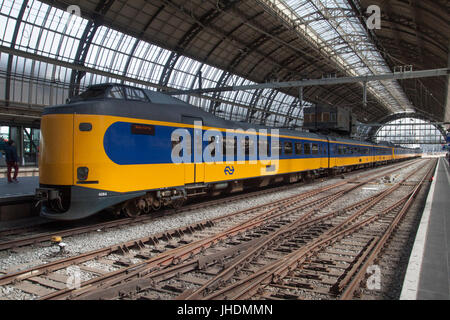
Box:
[280,0,414,114]
[0,0,305,127]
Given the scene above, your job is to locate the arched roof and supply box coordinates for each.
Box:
[0,0,448,129]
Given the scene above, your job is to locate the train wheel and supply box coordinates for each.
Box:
[123,200,141,218]
[151,199,162,211]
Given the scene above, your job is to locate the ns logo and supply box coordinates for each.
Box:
[224,166,235,175]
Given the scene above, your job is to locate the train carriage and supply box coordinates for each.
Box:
[36,83,421,221]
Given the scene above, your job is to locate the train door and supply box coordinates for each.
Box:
[181,116,204,184]
[320,142,328,169]
[328,138,336,169]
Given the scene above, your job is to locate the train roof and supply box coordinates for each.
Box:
[56,84,417,149]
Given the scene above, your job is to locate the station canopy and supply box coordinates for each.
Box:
[0,0,448,130]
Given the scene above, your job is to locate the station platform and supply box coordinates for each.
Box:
[0,176,39,221]
[401,157,450,300]
[0,176,38,203]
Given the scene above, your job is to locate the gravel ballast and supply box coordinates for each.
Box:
[0,161,423,300]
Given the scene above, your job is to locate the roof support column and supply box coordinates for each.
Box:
[245,88,264,122]
[68,0,115,97]
[208,71,231,114]
[5,0,29,106]
[260,89,279,125]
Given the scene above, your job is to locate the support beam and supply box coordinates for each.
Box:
[158,0,240,91]
[4,0,29,106]
[445,43,450,128]
[0,46,304,124]
[168,68,449,95]
[68,0,116,97]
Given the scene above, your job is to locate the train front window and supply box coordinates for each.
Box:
[72,85,150,102]
[78,86,109,100]
[72,85,125,102]
[124,87,149,102]
[108,86,125,99]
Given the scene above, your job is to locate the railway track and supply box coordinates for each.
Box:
[0,178,328,251]
[0,158,427,300]
[0,160,417,252]
[122,158,433,301]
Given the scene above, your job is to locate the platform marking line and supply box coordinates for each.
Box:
[443,158,450,183]
[400,158,440,300]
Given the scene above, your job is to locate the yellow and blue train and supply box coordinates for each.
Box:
[36,84,421,220]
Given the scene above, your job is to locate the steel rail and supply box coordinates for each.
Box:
[200,161,433,300]
[1,159,417,252]
[71,160,426,300]
[338,160,436,299]
[42,161,414,300]
[0,179,330,251]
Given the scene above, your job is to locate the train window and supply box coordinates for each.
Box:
[131,123,155,135]
[338,146,343,155]
[312,144,319,155]
[284,141,293,155]
[209,136,216,157]
[124,87,149,102]
[267,140,281,157]
[243,137,256,158]
[304,143,311,155]
[241,138,248,157]
[223,137,237,160]
[222,137,231,158]
[295,142,302,155]
[258,138,270,157]
[108,86,125,99]
[74,86,108,101]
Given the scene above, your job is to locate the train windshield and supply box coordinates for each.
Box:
[80,86,111,100]
[69,85,149,103]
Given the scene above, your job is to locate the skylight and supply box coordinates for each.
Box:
[272,0,415,114]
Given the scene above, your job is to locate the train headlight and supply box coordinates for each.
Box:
[77,167,89,181]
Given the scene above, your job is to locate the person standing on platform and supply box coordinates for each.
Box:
[0,138,19,183]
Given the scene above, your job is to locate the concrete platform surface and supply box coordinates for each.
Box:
[0,176,39,200]
[401,157,450,300]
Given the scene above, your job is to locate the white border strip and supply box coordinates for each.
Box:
[400,158,440,300]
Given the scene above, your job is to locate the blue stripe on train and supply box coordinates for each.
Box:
[103,121,384,165]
